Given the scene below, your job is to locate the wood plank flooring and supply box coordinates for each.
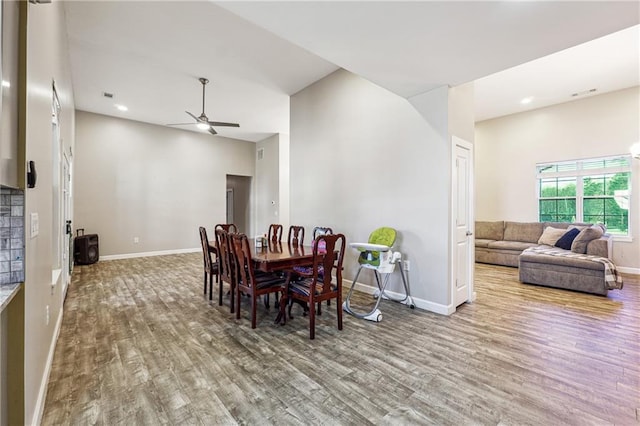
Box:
[41,254,639,425]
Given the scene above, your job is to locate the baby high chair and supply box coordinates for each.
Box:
[342,227,414,322]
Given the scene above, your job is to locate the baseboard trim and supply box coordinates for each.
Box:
[344,278,453,316]
[32,303,63,426]
[100,247,201,261]
[618,266,640,275]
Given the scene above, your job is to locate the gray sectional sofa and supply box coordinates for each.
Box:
[475,221,617,295]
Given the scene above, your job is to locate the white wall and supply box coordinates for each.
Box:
[74,111,255,256]
[24,1,76,424]
[255,134,280,235]
[475,86,640,270]
[291,69,465,311]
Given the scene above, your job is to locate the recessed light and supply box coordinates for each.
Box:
[115,104,128,111]
[1,80,10,88]
[520,97,533,105]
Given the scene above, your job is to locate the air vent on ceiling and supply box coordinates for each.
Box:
[571,88,597,98]
[102,92,114,99]
[257,148,264,161]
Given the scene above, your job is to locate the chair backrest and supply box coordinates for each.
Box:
[268,224,283,243]
[229,233,256,289]
[215,223,238,233]
[199,226,213,271]
[215,228,234,282]
[287,225,305,246]
[368,227,396,247]
[312,226,333,239]
[311,233,346,295]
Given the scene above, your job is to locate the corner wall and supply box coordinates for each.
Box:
[475,87,640,270]
[290,69,454,310]
[23,1,76,424]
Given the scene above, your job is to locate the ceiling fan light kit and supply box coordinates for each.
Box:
[167,77,239,135]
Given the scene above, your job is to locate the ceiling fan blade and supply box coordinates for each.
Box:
[185,110,205,123]
[166,122,195,126]
[208,127,217,135]
[208,121,240,128]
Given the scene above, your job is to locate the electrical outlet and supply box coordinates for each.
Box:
[404,260,411,271]
[133,237,139,243]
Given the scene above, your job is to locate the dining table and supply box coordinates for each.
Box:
[249,240,315,272]
[251,239,321,326]
[208,237,317,324]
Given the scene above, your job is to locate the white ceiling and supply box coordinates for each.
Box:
[64,1,640,142]
[475,25,640,122]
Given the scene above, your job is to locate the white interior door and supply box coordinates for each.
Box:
[452,136,474,308]
[62,153,71,295]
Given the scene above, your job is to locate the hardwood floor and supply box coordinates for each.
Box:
[41,254,639,425]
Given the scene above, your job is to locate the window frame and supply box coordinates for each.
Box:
[536,155,632,240]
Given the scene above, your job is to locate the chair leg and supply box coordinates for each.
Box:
[251,293,257,329]
[203,272,207,294]
[235,286,241,319]
[317,301,322,316]
[337,294,343,331]
[309,298,316,340]
[230,284,236,314]
[218,280,223,306]
[209,274,213,301]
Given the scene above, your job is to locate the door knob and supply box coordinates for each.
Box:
[466,231,473,236]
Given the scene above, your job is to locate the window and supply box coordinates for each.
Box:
[537,155,632,237]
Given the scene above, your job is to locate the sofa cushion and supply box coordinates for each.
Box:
[475,221,504,240]
[554,228,580,250]
[475,238,495,248]
[519,250,604,271]
[503,222,543,243]
[571,225,604,254]
[537,226,567,246]
[544,221,592,230]
[487,240,539,251]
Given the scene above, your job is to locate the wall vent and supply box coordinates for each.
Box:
[102,92,114,99]
[257,148,264,160]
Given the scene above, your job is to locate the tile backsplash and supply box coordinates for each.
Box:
[0,187,24,284]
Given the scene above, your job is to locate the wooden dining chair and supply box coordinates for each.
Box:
[286,233,346,339]
[215,228,236,313]
[199,227,219,299]
[268,224,283,243]
[230,233,289,329]
[312,226,333,239]
[287,226,305,246]
[294,226,334,312]
[215,223,238,233]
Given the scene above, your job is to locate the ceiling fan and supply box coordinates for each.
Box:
[168,77,239,135]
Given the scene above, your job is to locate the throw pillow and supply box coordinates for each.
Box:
[554,228,580,250]
[537,226,567,246]
[571,225,604,254]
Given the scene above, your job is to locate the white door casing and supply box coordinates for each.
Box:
[226,188,234,225]
[451,136,475,309]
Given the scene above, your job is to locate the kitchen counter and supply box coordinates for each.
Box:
[0,283,21,313]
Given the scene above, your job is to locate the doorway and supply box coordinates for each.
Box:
[226,175,252,234]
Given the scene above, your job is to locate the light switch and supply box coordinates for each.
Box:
[30,212,39,238]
